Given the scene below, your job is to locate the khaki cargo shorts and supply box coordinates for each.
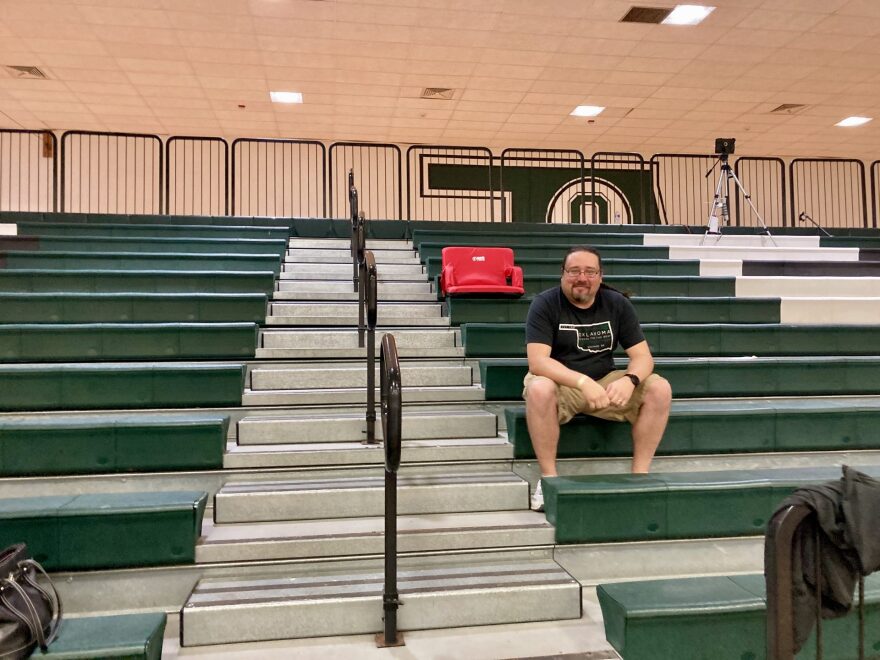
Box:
[522,370,662,425]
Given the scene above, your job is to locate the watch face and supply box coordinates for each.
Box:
[626,374,639,386]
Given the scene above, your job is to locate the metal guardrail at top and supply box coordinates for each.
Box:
[649,153,718,227]
[733,156,786,228]
[765,504,868,659]
[165,136,229,216]
[500,148,585,224]
[405,145,495,223]
[377,331,403,648]
[60,131,162,214]
[231,138,326,218]
[329,142,402,220]
[0,129,57,212]
[789,158,868,230]
[590,152,650,224]
[869,160,879,229]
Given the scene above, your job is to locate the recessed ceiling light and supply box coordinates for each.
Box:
[835,116,872,127]
[270,91,303,104]
[571,105,605,117]
[662,5,715,25]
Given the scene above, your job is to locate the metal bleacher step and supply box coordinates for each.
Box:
[247,361,473,390]
[235,408,496,444]
[223,436,514,468]
[180,554,581,647]
[242,384,484,406]
[281,262,425,278]
[263,301,449,326]
[196,510,554,563]
[287,248,419,263]
[287,238,408,250]
[273,290,438,302]
[212,470,528,523]
[255,328,463,358]
[275,279,432,294]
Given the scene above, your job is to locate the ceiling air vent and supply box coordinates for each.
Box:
[4,65,48,79]
[769,103,808,115]
[620,6,672,23]
[421,88,455,100]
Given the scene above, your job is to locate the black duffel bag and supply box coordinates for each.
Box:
[0,544,62,659]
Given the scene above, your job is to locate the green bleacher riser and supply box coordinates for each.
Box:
[0,323,257,362]
[0,414,228,476]
[0,269,276,294]
[0,292,268,324]
[821,235,880,248]
[543,465,880,544]
[0,363,245,411]
[448,297,781,325]
[0,236,39,251]
[504,404,880,460]
[0,491,207,571]
[479,357,880,400]
[36,235,288,255]
[411,229,647,250]
[17,221,289,240]
[424,257,701,279]
[418,242,670,262]
[0,250,282,274]
[597,574,880,660]
[461,323,880,358]
[40,612,166,660]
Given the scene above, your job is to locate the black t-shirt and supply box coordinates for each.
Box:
[525,285,646,380]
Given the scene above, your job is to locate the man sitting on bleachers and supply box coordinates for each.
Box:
[523,245,672,511]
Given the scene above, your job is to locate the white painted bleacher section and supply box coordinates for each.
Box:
[0,223,16,235]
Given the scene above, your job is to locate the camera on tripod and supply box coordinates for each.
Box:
[714,137,735,157]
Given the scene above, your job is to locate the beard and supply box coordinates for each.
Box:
[568,285,594,304]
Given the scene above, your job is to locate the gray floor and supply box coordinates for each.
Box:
[165,590,618,660]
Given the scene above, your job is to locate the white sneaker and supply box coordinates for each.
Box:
[530,480,544,512]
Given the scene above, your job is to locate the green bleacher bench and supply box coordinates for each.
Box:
[424,257,701,279]
[543,465,880,544]
[504,402,880,459]
[411,229,647,250]
[0,362,245,411]
[0,323,258,361]
[0,292,267,324]
[461,323,880,358]
[417,242,670,262]
[35,235,288,255]
[0,491,207,570]
[597,573,880,660]
[17,221,289,240]
[743,259,880,277]
[0,269,276,294]
[480,356,880,400]
[447,296,780,325]
[821,235,880,249]
[0,413,228,475]
[0,250,282,274]
[39,612,166,660]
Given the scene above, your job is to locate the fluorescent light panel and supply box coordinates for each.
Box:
[571,105,605,117]
[270,91,303,104]
[662,5,715,25]
[835,116,872,127]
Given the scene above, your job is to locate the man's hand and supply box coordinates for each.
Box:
[605,377,636,408]
[580,377,610,411]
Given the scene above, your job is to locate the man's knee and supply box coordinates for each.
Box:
[525,376,558,410]
[643,376,672,409]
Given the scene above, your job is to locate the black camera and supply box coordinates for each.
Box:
[715,137,735,156]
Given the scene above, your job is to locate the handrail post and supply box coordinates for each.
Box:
[349,169,359,292]
[376,333,403,648]
[364,251,378,445]
[357,211,367,348]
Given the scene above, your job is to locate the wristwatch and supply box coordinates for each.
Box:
[623,373,640,387]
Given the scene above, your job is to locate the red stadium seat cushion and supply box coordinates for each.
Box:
[440,246,525,297]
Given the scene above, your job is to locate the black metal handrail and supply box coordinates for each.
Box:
[165,136,229,216]
[377,332,402,647]
[0,129,58,212]
[789,157,868,230]
[356,212,367,346]
[349,169,359,292]
[766,503,868,659]
[363,250,378,445]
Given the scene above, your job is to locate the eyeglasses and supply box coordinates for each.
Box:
[563,268,601,278]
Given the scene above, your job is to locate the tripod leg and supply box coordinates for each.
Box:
[726,170,777,247]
